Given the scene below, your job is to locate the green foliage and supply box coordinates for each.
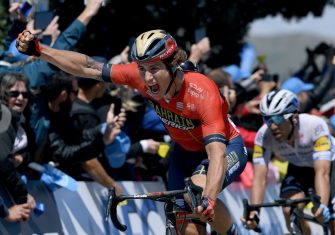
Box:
[0,0,331,66]
[0,0,9,50]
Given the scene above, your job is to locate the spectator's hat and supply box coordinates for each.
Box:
[222,64,241,82]
[0,103,12,133]
[281,77,314,94]
[7,39,29,62]
[104,131,131,168]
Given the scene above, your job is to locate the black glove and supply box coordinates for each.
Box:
[201,196,216,222]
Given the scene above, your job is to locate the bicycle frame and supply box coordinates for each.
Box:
[242,188,329,235]
[105,177,203,235]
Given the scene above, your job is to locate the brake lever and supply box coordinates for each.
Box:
[105,188,113,221]
[184,177,203,212]
[242,199,262,233]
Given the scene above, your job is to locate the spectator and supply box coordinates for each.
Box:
[282,51,335,114]
[70,65,126,189]
[0,0,104,146]
[0,102,35,221]
[40,72,123,195]
[0,104,32,222]
[281,76,314,112]
[0,72,35,175]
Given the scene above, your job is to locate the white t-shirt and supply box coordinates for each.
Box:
[253,113,335,167]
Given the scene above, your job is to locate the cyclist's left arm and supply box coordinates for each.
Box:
[198,79,230,201]
[203,141,227,201]
[312,134,333,222]
[313,134,332,205]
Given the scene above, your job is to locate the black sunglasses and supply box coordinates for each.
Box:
[8,91,29,99]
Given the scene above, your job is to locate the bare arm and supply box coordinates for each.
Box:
[250,163,268,204]
[17,26,106,81]
[240,163,267,228]
[313,159,331,223]
[203,142,226,201]
[82,158,122,195]
[77,0,103,26]
[314,159,331,205]
[41,46,104,81]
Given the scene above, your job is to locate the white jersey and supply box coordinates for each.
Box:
[253,113,335,167]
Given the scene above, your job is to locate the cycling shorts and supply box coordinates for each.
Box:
[167,135,247,211]
[281,162,335,218]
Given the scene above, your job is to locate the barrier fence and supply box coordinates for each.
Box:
[0,180,323,235]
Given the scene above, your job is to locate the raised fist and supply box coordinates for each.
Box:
[16,30,43,56]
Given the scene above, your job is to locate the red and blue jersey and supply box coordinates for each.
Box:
[109,63,240,151]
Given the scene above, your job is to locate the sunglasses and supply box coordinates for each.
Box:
[263,115,287,126]
[8,91,29,99]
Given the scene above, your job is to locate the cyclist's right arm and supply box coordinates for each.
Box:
[250,126,271,205]
[41,46,104,80]
[243,145,268,229]
[242,126,271,229]
[17,30,106,81]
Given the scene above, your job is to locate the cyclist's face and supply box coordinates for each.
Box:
[265,115,294,141]
[138,61,172,100]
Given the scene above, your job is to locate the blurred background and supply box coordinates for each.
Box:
[1,0,335,79]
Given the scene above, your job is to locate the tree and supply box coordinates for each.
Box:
[1,0,332,68]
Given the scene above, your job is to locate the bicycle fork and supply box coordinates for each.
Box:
[165,202,179,235]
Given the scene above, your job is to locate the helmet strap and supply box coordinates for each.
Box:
[286,116,295,141]
[164,77,175,95]
[164,63,180,96]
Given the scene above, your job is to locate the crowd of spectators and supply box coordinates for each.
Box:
[1,0,335,225]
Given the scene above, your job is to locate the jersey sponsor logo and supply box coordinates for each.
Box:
[314,136,331,152]
[148,100,200,130]
[314,124,325,136]
[159,43,176,60]
[187,83,209,100]
[176,102,183,110]
[227,151,240,176]
[186,102,196,111]
[253,145,263,158]
[204,134,227,144]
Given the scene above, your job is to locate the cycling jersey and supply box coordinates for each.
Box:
[253,113,335,167]
[109,63,240,151]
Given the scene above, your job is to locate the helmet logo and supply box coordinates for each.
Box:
[158,38,177,60]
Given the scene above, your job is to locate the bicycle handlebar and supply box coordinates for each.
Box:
[105,187,127,231]
[105,177,203,232]
[242,188,321,233]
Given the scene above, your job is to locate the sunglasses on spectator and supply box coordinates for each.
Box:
[263,115,287,126]
[8,91,29,99]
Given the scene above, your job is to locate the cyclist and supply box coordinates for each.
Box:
[16,29,248,235]
[241,89,335,235]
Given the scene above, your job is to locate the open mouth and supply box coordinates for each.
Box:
[13,103,24,111]
[149,84,160,94]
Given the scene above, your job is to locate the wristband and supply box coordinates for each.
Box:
[102,63,112,82]
[16,30,43,57]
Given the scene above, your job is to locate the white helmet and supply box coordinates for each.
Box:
[260,89,299,116]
